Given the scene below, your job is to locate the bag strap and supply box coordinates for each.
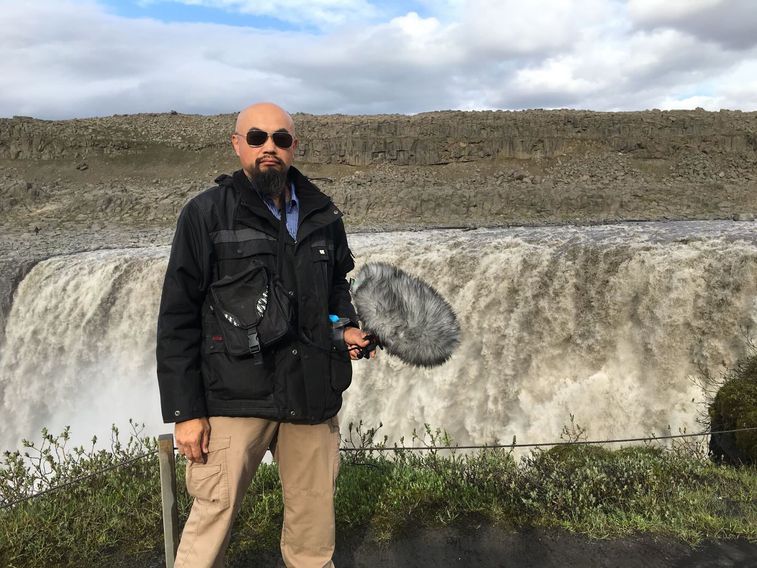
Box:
[276,191,350,357]
[277,191,287,278]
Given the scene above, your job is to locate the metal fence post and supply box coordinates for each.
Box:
[158,433,179,568]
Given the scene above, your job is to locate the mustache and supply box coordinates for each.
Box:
[256,155,283,166]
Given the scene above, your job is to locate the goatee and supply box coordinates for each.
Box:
[252,167,288,199]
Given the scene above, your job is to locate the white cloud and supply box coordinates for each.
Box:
[628,0,722,20]
[628,0,757,50]
[701,59,757,110]
[457,0,618,57]
[657,94,723,111]
[0,0,756,118]
[513,57,597,97]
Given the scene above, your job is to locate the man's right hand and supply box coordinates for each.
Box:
[343,326,376,360]
[175,417,211,464]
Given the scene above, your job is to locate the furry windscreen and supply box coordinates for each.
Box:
[351,262,461,367]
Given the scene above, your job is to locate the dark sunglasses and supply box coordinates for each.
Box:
[236,129,294,149]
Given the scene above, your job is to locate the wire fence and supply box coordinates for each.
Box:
[0,450,156,510]
[339,426,757,451]
[2,426,756,511]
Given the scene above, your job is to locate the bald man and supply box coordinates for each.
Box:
[157,102,371,567]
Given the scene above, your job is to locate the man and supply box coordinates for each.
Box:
[156,102,372,567]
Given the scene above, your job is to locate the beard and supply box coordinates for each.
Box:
[251,161,288,199]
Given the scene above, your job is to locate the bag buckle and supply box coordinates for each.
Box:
[248,329,262,365]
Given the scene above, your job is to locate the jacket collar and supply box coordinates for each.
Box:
[289,166,332,220]
[227,166,343,241]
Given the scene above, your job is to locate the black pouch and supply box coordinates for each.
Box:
[209,261,292,363]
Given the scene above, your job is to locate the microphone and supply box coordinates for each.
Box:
[351,262,461,368]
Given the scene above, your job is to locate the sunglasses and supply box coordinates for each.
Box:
[236,129,294,149]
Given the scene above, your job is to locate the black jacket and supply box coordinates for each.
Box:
[156,167,357,424]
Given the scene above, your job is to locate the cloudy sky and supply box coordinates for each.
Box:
[2,0,756,119]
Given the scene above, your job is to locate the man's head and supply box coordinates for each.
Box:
[232,102,298,199]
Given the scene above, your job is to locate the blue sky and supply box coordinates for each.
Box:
[99,0,304,30]
[1,0,756,118]
[98,0,434,30]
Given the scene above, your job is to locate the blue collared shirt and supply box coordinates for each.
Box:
[261,182,299,240]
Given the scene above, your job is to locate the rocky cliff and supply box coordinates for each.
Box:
[1,109,756,231]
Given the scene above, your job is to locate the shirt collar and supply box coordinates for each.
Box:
[259,181,297,212]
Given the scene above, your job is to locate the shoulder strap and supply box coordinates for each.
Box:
[277,198,287,278]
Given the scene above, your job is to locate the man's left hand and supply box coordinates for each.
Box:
[343,327,377,360]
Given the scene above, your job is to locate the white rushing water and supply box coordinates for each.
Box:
[1,221,756,451]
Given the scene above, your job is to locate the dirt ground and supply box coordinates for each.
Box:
[228,526,757,568]
[115,526,756,568]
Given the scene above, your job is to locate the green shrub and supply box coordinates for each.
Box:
[708,354,757,465]
[0,423,163,568]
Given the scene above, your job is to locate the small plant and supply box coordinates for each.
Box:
[341,420,388,464]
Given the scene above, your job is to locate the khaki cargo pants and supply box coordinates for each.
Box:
[175,416,341,568]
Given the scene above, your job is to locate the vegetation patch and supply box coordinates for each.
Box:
[1,419,755,567]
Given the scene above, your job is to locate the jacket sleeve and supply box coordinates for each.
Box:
[329,218,358,325]
[156,200,212,423]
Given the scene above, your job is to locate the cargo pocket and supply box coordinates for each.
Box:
[203,334,275,400]
[185,436,231,510]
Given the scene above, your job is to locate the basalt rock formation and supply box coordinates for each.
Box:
[1,109,756,232]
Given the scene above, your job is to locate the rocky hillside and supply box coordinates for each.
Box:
[1,109,756,231]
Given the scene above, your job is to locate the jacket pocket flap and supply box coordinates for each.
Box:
[215,239,276,259]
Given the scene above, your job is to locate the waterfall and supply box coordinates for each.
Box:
[1,221,756,452]
[0,249,168,450]
[345,222,757,447]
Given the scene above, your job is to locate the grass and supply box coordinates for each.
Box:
[1,421,755,568]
